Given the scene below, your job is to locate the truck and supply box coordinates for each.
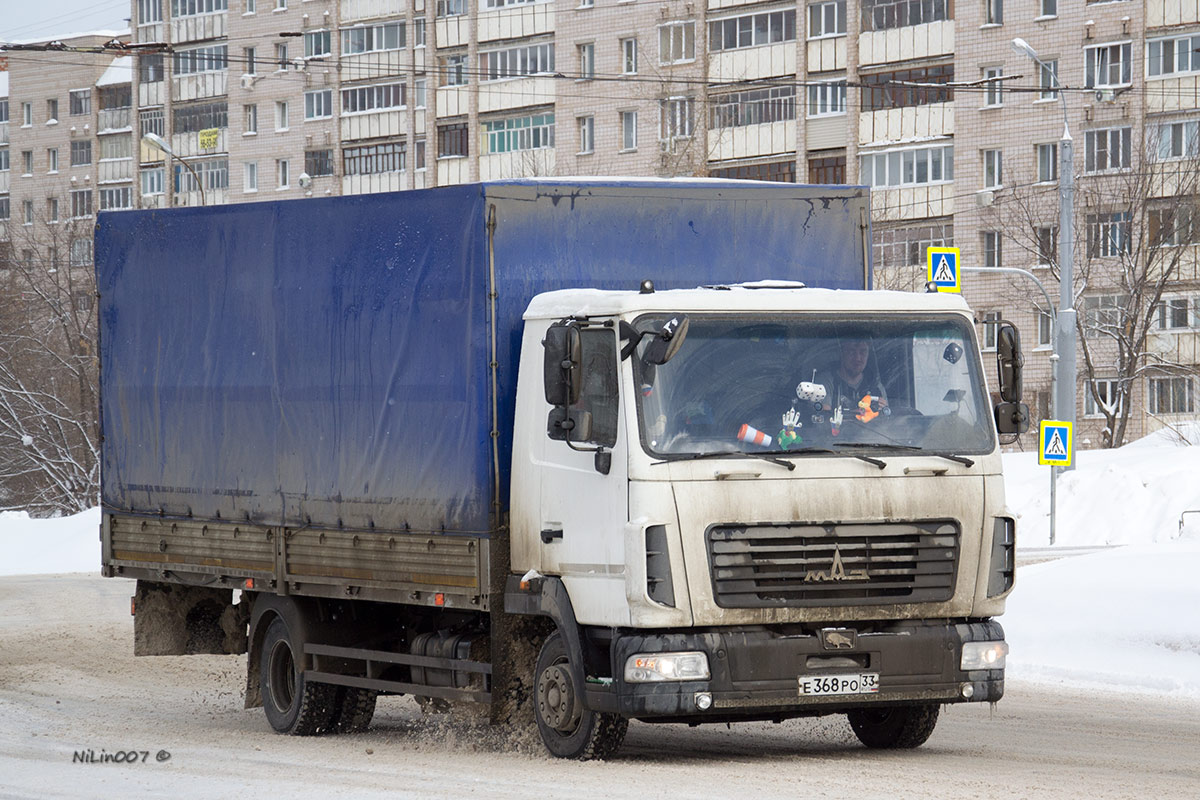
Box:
[95,179,1028,759]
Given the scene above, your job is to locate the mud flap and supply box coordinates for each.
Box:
[133,580,248,656]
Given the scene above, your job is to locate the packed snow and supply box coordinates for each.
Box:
[2,428,1199,697]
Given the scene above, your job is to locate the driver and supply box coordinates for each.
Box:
[819,334,889,423]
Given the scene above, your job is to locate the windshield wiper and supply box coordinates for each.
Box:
[831,442,975,468]
[652,451,796,471]
[762,446,885,470]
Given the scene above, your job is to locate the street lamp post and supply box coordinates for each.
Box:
[141,132,206,207]
[1012,38,1077,474]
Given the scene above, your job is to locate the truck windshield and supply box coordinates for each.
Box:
[632,314,995,458]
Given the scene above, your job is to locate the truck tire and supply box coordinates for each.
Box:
[534,632,628,760]
[847,704,940,749]
[260,616,339,735]
[330,687,378,734]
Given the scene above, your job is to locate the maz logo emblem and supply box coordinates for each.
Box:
[804,545,868,583]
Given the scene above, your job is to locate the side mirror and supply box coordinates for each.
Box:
[642,315,690,366]
[543,324,582,407]
[996,322,1024,404]
[995,402,1031,435]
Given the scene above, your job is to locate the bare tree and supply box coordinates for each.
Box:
[988,130,1200,447]
[0,213,99,514]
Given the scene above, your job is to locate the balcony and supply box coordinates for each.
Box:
[171,128,228,159]
[98,158,134,184]
[342,50,409,83]
[709,43,795,83]
[342,170,405,195]
[171,71,228,102]
[435,14,469,49]
[479,148,554,181]
[136,22,164,44]
[342,0,404,24]
[139,81,164,108]
[478,76,555,114]
[98,107,133,133]
[340,109,410,142]
[859,20,953,68]
[436,85,469,118]
[171,11,226,45]
[0,121,8,145]
[807,35,846,73]
[478,2,553,44]
[437,156,470,186]
[870,183,954,222]
[859,102,953,147]
[708,120,796,161]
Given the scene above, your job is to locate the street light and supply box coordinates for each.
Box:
[1011,37,1077,469]
[141,132,206,206]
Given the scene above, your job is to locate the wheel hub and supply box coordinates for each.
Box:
[537,663,580,732]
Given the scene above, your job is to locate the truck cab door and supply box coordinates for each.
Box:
[536,326,630,626]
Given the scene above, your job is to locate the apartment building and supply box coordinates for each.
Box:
[4,0,1200,447]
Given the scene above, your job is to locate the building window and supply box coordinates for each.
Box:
[710,10,796,51]
[0,198,9,221]
[982,310,1001,350]
[47,197,59,222]
[436,0,466,16]
[984,0,1003,25]
[173,44,229,75]
[141,167,164,195]
[100,137,132,161]
[1153,120,1200,161]
[276,0,286,10]
[1036,226,1057,266]
[861,144,954,188]
[480,43,555,81]
[982,149,1002,189]
[1156,297,1192,329]
[100,187,133,210]
[439,54,469,86]
[1148,33,1200,78]
[0,150,7,171]
[1084,127,1132,172]
[578,115,595,154]
[861,64,953,111]
[861,0,951,32]
[809,0,846,38]
[1083,294,1125,335]
[577,42,595,80]
[304,30,331,58]
[621,110,637,151]
[659,96,694,140]
[275,43,288,70]
[47,99,59,123]
[1086,212,1132,257]
[170,0,228,17]
[1149,376,1195,414]
[1037,60,1059,100]
[140,108,165,139]
[340,22,406,55]
[482,113,555,154]
[1085,379,1121,417]
[343,141,406,174]
[416,19,426,47]
[173,159,229,192]
[242,47,256,76]
[415,138,426,170]
[277,159,290,188]
[69,89,92,116]
[621,38,638,74]
[305,149,334,177]
[172,102,228,133]
[70,190,93,219]
[70,238,93,268]
[1037,309,1053,347]
[1040,0,1056,16]
[276,100,289,130]
[246,0,256,12]
[0,99,7,124]
[341,82,406,113]
[983,67,1004,107]
[710,160,796,182]
[138,0,163,23]
[23,200,34,225]
[809,154,847,184]
[712,86,796,128]
[658,21,695,64]
[1085,42,1132,88]
[244,104,258,133]
[244,162,258,192]
[484,0,537,7]
[47,148,59,173]
[438,123,469,158]
[983,231,1002,268]
[139,54,165,83]
[22,102,33,127]
[22,150,33,175]
[1036,143,1057,182]
[1149,206,1199,247]
[807,81,847,117]
[304,90,333,120]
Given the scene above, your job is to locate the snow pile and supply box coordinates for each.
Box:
[0,507,100,576]
[1002,428,1200,547]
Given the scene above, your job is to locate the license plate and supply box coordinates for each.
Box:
[798,673,880,696]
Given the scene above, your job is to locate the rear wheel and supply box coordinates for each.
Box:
[260,616,339,735]
[847,704,940,749]
[534,632,627,760]
[330,687,378,734]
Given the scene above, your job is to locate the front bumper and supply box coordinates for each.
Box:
[605,619,1004,722]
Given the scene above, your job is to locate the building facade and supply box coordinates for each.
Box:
[3,0,1200,449]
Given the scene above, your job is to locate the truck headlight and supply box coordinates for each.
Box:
[961,641,1009,670]
[624,651,710,683]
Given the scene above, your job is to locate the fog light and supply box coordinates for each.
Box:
[694,692,713,710]
[961,641,1009,670]
[624,651,711,683]
[961,682,975,699]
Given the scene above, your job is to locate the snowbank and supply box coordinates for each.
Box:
[0,507,100,575]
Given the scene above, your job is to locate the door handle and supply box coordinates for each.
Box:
[540,528,564,544]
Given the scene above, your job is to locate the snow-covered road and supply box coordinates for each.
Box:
[2,573,1198,799]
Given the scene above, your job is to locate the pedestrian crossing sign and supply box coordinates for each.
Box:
[1038,420,1073,466]
[927,247,961,293]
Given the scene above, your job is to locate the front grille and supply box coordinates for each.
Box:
[707,521,959,608]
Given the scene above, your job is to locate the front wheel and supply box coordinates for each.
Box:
[847,704,940,749]
[534,632,628,760]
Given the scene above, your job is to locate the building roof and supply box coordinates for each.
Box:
[96,55,132,87]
